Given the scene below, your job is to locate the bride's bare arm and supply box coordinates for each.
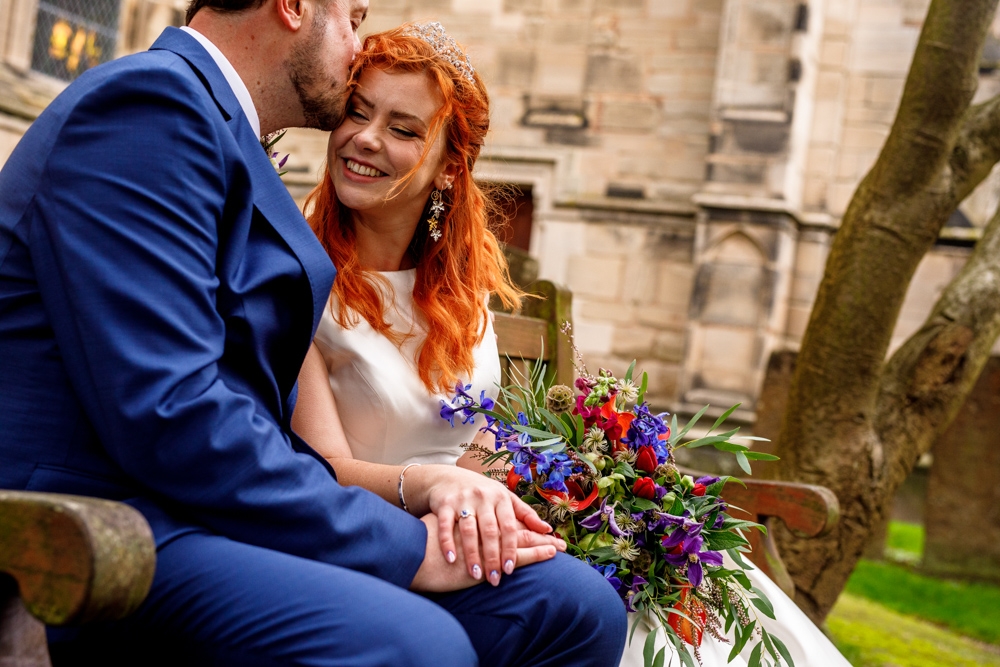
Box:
[293,343,561,586]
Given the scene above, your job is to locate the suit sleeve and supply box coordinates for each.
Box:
[28,62,426,587]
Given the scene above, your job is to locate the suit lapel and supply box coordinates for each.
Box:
[149,28,335,338]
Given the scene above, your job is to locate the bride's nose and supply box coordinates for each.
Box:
[353,124,382,152]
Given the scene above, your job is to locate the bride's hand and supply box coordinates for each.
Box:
[414,465,563,586]
[409,514,563,593]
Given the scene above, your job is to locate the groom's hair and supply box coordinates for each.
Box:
[185,0,268,25]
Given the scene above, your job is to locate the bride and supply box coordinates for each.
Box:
[292,21,851,667]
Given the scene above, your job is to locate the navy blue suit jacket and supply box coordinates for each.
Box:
[0,28,426,587]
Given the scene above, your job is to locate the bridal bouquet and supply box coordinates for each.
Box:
[442,357,794,667]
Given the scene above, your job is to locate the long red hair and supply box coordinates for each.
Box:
[306,24,522,394]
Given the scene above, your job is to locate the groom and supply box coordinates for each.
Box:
[0,0,625,665]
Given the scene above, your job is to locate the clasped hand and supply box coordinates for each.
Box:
[404,465,564,591]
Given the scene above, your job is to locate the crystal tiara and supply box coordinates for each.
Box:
[402,21,476,84]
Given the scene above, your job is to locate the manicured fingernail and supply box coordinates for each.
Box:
[489,569,500,586]
[446,550,456,563]
[472,564,482,580]
[504,559,514,574]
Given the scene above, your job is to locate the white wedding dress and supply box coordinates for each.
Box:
[312,268,852,667]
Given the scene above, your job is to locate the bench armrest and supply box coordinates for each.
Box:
[0,490,155,625]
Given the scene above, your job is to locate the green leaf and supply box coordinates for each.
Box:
[771,634,795,667]
[573,414,585,447]
[704,531,750,550]
[742,451,780,461]
[586,546,618,562]
[683,428,741,449]
[711,441,751,453]
[735,451,752,474]
[748,640,763,667]
[750,588,776,619]
[729,619,756,661]
[668,413,679,444]
[511,424,562,440]
[643,628,657,667]
[631,498,659,512]
[708,403,741,434]
[637,371,649,405]
[652,646,666,667]
[539,409,572,439]
[614,461,637,478]
[625,360,637,383]
[678,404,709,440]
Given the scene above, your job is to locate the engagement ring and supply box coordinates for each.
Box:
[459,509,474,520]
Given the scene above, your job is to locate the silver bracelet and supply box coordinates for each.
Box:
[398,463,421,513]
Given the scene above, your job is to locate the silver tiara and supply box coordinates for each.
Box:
[402,22,476,84]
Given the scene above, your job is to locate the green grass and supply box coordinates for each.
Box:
[841,522,1000,645]
[828,593,1000,667]
[884,521,924,564]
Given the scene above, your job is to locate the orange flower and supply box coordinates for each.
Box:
[668,589,707,647]
[536,480,599,512]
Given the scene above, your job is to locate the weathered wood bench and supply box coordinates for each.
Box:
[0,491,155,666]
[0,278,838,663]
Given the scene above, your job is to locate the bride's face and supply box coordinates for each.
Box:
[328,67,455,216]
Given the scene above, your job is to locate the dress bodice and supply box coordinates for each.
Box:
[313,269,500,466]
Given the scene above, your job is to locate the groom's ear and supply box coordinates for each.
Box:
[275,0,306,31]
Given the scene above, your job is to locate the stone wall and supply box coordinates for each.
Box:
[923,356,1000,584]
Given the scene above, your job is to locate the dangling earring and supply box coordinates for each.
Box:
[427,189,447,242]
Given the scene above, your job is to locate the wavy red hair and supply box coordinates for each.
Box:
[306,24,522,394]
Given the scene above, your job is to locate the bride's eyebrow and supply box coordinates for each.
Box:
[354,92,427,129]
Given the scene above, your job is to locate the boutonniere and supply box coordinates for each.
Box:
[261,130,289,176]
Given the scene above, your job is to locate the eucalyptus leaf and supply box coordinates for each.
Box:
[708,403,741,434]
[637,371,648,405]
[748,640,763,667]
[626,360,637,383]
[750,588,776,619]
[729,619,755,661]
[771,634,795,667]
[678,405,709,439]
[683,428,741,449]
[742,451,780,461]
[643,629,657,667]
[512,424,562,440]
[652,646,665,667]
[735,451,752,474]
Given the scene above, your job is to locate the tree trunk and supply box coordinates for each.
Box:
[774,0,1000,621]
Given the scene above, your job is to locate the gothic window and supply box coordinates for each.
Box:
[31,0,120,81]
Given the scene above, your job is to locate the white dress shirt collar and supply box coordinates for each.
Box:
[180,26,261,138]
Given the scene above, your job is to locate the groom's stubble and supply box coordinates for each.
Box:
[287,7,350,132]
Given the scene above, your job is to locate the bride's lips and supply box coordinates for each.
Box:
[340,157,388,181]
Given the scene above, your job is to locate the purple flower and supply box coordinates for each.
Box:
[662,532,723,588]
[440,401,460,427]
[623,403,671,462]
[696,475,720,487]
[580,498,628,537]
[592,563,622,591]
[624,576,648,613]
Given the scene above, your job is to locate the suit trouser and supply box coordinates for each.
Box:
[48,527,627,666]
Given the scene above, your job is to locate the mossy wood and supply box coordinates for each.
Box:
[492,279,574,387]
[0,491,156,666]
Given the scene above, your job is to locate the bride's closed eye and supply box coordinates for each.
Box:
[390,126,419,139]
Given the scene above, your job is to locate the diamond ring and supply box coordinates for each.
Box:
[459,509,475,520]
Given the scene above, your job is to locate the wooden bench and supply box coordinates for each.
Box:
[0,491,155,666]
[0,278,838,663]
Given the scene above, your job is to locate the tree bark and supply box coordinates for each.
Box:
[774,0,1000,621]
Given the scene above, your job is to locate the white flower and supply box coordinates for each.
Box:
[583,425,608,453]
[615,379,638,409]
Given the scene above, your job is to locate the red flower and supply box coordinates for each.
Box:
[507,467,522,492]
[692,483,707,497]
[632,477,656,500]
[635,446,658,474]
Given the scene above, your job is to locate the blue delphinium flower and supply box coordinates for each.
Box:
[622,403,671,463]
[592,563,622,591]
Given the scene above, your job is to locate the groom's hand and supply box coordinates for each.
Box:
[409,515,564,594]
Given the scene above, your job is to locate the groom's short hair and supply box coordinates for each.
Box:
[185,0,268,25]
